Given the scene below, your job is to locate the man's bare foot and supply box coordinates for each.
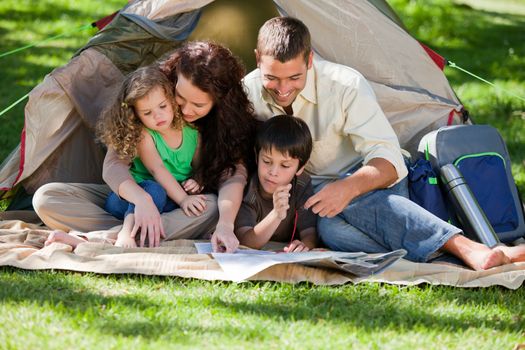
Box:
[44,230,87,248]
[463,249,510,271]
[443,234,511,271]
[493,245,525,263]
[479,249,510,270]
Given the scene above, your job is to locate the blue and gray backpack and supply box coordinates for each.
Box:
[409,124,525,244]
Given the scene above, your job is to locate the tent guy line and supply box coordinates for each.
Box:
[448,61,525,103]
[0,22,102,119]
[0,93,29,119]
[0,23,93,59]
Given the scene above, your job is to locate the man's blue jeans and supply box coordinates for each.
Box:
[104,180,177,219]
[317,177,461,262]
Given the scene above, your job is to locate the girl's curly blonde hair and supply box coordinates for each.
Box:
[97,65,181,160]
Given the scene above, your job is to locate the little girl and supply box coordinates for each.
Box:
[95,65,207,247]
[45,65,206,248]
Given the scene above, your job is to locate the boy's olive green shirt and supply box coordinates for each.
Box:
[235,172,316,243]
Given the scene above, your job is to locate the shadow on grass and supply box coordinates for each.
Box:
[0,268,155,308]
[0,268,197,340]
[0,267,524,340]
[0,268,269,341]
[208,283,525,334]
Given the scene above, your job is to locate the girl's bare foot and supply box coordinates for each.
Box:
[44,230,87,248]
[114,214,137,248]
[115,234,137,248]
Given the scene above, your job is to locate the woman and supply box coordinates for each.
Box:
[34,41,257,252]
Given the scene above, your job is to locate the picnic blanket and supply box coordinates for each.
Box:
[1,219,524,289]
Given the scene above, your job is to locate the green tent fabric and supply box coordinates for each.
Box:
[79,10,202,76]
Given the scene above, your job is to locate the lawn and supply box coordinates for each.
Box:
[1,1,525,349]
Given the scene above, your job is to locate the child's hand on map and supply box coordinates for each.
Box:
[284,240,310,252]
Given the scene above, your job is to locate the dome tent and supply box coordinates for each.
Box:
[0,0,464,212]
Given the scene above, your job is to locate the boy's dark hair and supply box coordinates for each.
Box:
[256,17,311,63]
[256,115,313,169]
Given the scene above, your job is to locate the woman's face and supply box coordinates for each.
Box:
[175,73,214,123]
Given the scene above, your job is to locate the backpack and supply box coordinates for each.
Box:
[411,124,525,244]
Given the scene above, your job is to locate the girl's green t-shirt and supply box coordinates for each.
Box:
[130,125,198,183]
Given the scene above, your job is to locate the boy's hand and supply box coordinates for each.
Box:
[284,240,310,253]
[180,195,207,216]
[182,178,203,194]
[273,184,292,220]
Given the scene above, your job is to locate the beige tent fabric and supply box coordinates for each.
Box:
[371,82,463,152]
[0,145,21,191]
[275,0,457,101]
[274,0,463,152]
[0,220,524,289]
[0,0,196,192]
[0,49,122,192]
[124,0,214,21]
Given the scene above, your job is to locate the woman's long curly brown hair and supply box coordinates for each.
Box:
[97,65,181,160]
[160,41,256,193]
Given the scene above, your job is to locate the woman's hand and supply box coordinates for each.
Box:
[212,164,247,253]
[211,223,239,253]
[180,194,207,217]
[130,195,166,247]
[182,178,203,194]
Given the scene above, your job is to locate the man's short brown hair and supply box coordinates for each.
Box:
[256,17,311,63]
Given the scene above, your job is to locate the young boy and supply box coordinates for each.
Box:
[234,115,317,252]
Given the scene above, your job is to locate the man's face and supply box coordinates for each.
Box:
[257,51,313,108]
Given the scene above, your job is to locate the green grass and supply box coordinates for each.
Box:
[1,1,525,349]
[1,267,524,350]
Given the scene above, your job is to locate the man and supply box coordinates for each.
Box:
[243,17,525,270]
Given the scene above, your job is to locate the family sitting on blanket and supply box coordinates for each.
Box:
[37,17,525,270]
